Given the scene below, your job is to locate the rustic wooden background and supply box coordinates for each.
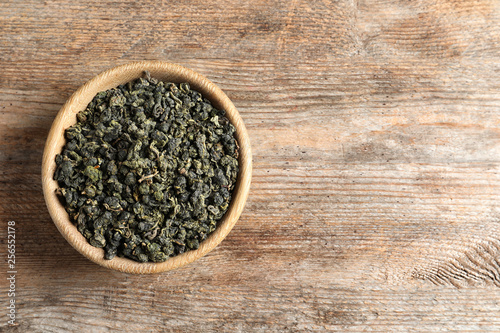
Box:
[1,0,500,331]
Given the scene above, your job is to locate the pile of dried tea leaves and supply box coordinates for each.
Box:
[54,73,239,262]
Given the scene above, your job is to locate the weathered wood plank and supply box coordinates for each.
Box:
[1,0,500,331]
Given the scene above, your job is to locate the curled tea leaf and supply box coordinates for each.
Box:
[54,73,239,263]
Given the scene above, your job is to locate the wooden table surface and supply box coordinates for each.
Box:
[1,0,500,332]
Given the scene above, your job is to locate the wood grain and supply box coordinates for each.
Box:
[1,0,500,331]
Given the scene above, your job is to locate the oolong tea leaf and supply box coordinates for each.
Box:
[54,73,239,263]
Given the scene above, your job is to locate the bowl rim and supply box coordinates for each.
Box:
[41,61,252,274]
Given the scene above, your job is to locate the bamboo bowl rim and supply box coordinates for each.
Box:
[41,61,252,274]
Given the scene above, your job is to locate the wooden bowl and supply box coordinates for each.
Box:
[41,61,252,274]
